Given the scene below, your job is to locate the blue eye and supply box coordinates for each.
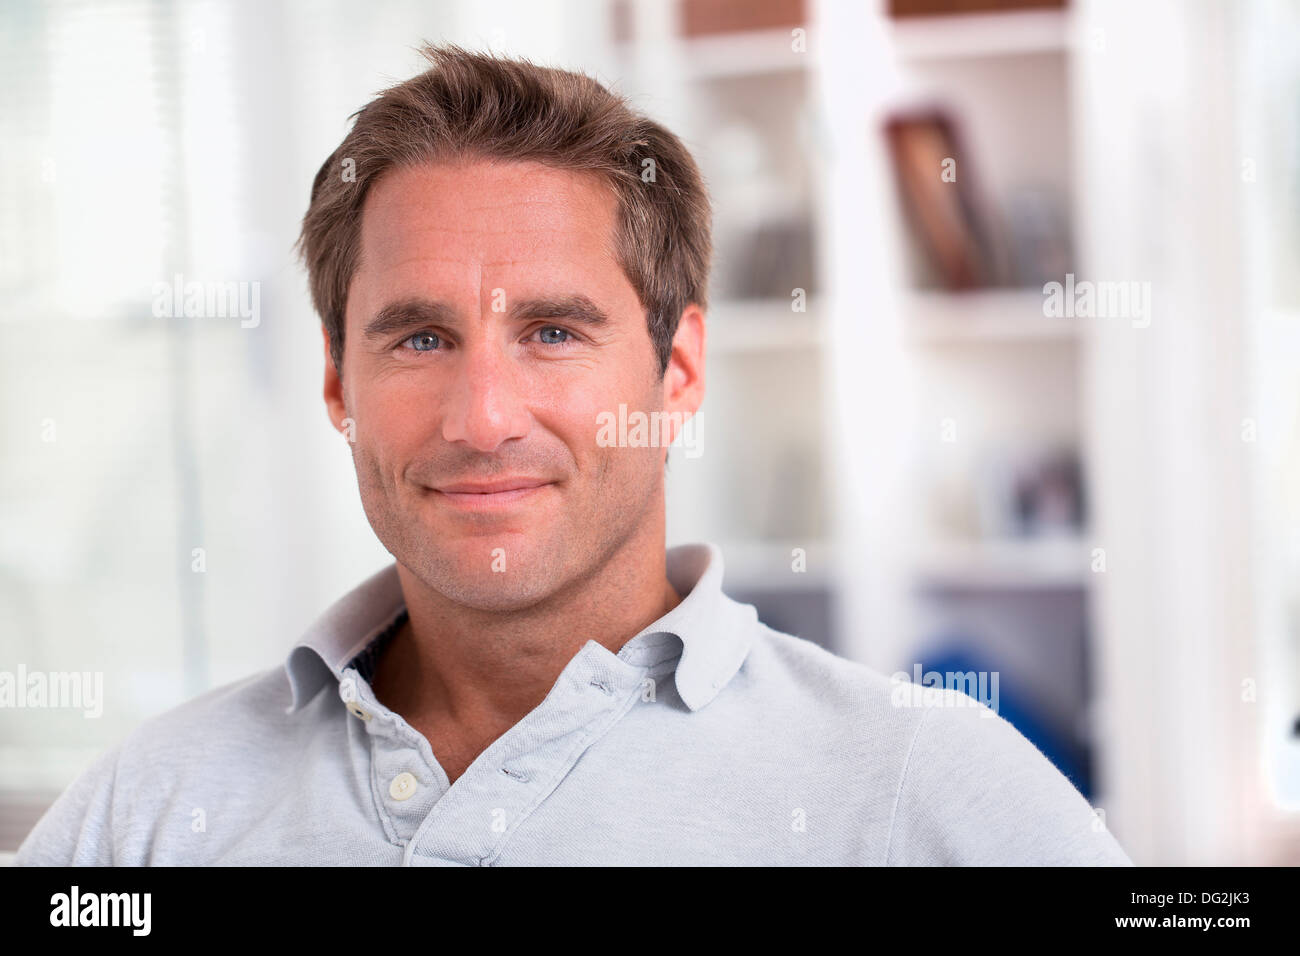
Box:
[404,332,441,352]
[537,326,570,345]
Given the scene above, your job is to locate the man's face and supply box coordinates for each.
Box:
[324,158,702,610]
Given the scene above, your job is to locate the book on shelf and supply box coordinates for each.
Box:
[888,0,1065,18]
[679,0,805,37]
[884,108,1005,290]
[883,108,1073,293]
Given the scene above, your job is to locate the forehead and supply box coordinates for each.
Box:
[354,159,622,290]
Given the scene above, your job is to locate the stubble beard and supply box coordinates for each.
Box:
[352,439,662,614]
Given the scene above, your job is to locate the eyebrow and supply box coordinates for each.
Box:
[362,295,612,340]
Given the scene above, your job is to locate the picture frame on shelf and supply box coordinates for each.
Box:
[883,107,1008,290]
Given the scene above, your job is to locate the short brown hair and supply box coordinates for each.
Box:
[296,42,712,378]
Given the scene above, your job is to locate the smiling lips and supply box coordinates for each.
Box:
[431,477,555,510]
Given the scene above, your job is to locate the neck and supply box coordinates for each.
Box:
[375,517,682,742]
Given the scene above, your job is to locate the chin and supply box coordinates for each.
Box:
[401,534,569,610]
[425,566,561,612]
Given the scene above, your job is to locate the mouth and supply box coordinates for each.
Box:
[429,478,556,511]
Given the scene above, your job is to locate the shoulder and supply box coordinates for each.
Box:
[734,627,1132,865]
[738,623,917,730]
[15,664,314,866]
[887,687,1133,865]
[97,664,314,795]
[720,624,933,792]
[118,665,302,764]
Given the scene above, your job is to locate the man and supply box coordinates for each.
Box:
[17,44,1132,866]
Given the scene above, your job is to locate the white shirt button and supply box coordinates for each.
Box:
[339,677,372,720]
[345,701,372,721]
[389,772,418,801]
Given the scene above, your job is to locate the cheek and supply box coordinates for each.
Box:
[541,374,646,469]
[562,384,666,476]
[352,378,433,466]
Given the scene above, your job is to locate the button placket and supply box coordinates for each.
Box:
[403,645,649,866]
[338,668,445,844]
[496,655,640,788]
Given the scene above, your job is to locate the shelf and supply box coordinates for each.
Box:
[912,535,1090,591]
[707,297,824,353]
[889,9,1069,62]
[903,289,1081,344]
[680,28,812,80]
[610,27,810,84]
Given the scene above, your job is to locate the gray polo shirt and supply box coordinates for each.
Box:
[15,542,1133,866]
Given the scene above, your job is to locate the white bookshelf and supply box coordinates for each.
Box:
[889,8,1068,61]
[618,1,831,623]
[809,0,1103,809]
[707,297,824,353]
[912,535,1089,591]
[891,14,1085,598]
[678,26,811,79]
[903,289,1081,344]
[620,2,1088,654]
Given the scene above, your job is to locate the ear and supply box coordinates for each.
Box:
[660,304,705,448]
[323,327,348,433]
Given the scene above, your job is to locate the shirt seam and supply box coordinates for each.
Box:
[357,709,405,847]
[884,705,933,866]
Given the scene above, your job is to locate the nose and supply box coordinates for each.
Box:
[439,336,531,452]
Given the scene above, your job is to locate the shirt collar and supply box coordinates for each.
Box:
[283,541,756,715]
